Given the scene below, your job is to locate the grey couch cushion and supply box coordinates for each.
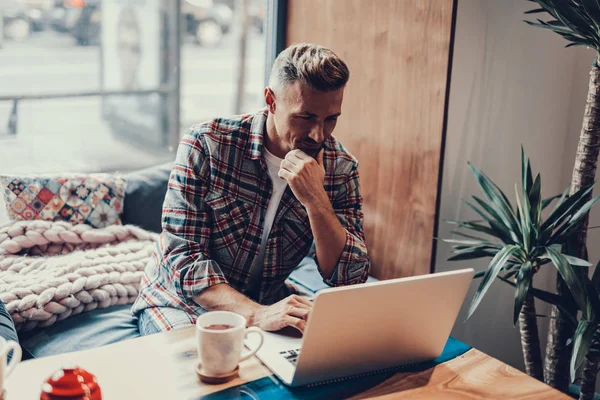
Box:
[122,162,173,233]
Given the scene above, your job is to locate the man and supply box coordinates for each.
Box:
[133,43,370,335]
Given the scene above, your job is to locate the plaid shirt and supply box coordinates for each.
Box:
[132,109,370,330]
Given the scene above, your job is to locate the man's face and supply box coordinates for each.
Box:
[266,81,344,158]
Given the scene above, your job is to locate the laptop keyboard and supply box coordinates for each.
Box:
[279,348,301,365]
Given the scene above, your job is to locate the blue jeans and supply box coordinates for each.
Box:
[137,307,198,336]
[137,310,161,335]
[0,301,18,344]
[0,301,18,361]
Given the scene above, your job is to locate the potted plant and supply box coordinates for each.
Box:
[443,148,599,385]
[524,1,600,392]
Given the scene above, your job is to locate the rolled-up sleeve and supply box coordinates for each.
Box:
[159,126,228,301]
[314,163,371,286]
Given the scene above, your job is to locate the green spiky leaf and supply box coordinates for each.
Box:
[467,245,521,320]
[522,146,533,196]
[571,319,597,381]
[542,192,564,210]
[551,196,600,242]
[468,163,521,236]
[562,254,593,267]
[581,0,600,27]
[444,220,498,238]
[591,259,600,293]
[541,184,594,233]
[545,246,588,312]
[447,249,498,262]
[529,174,542,226]
[471,196,519,243]
[514,262,533,325]
[525,8,548,14]
[497,274,578,325]
[525,0,599,50]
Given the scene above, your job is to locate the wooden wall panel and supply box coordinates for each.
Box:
[285,0,454,279]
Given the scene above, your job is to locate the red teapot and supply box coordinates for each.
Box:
[40,366,102,400]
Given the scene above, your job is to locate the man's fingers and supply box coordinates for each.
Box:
[289,302,312,315]
[291,151,309,164]
[278,168,293,181]
[281,159,299,173]
[285,152,302,166]
[288,298,312,311]
[292,295,314,308]
[292,150,312,161]
[288,307,310,320]
[284,316,306,333]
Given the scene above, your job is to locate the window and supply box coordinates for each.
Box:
[0,0,268,174]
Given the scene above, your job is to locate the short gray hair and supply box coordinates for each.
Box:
[269,43,350,92]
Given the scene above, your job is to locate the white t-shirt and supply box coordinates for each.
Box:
[247,147,288,299]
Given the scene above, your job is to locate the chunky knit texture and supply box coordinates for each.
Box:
[0,221,158,331]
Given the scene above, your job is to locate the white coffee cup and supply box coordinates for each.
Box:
[195,311,264,376]
[0,337,21,393]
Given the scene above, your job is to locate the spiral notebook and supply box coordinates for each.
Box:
[197,336,471,400]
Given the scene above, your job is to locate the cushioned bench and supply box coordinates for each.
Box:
[14,162,377,359]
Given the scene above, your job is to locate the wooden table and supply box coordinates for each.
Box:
[6,326,569,399]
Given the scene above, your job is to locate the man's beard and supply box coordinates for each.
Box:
[294,142,324,159]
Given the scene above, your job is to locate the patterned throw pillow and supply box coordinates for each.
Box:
[0,174,126,228]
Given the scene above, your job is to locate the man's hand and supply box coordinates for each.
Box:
[279,149,328,209]
[251,295,313,333]
[194,286,312,333]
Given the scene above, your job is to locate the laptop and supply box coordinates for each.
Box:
[245,268,474,387]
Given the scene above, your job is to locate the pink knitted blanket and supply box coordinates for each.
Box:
[0,221,159,331]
